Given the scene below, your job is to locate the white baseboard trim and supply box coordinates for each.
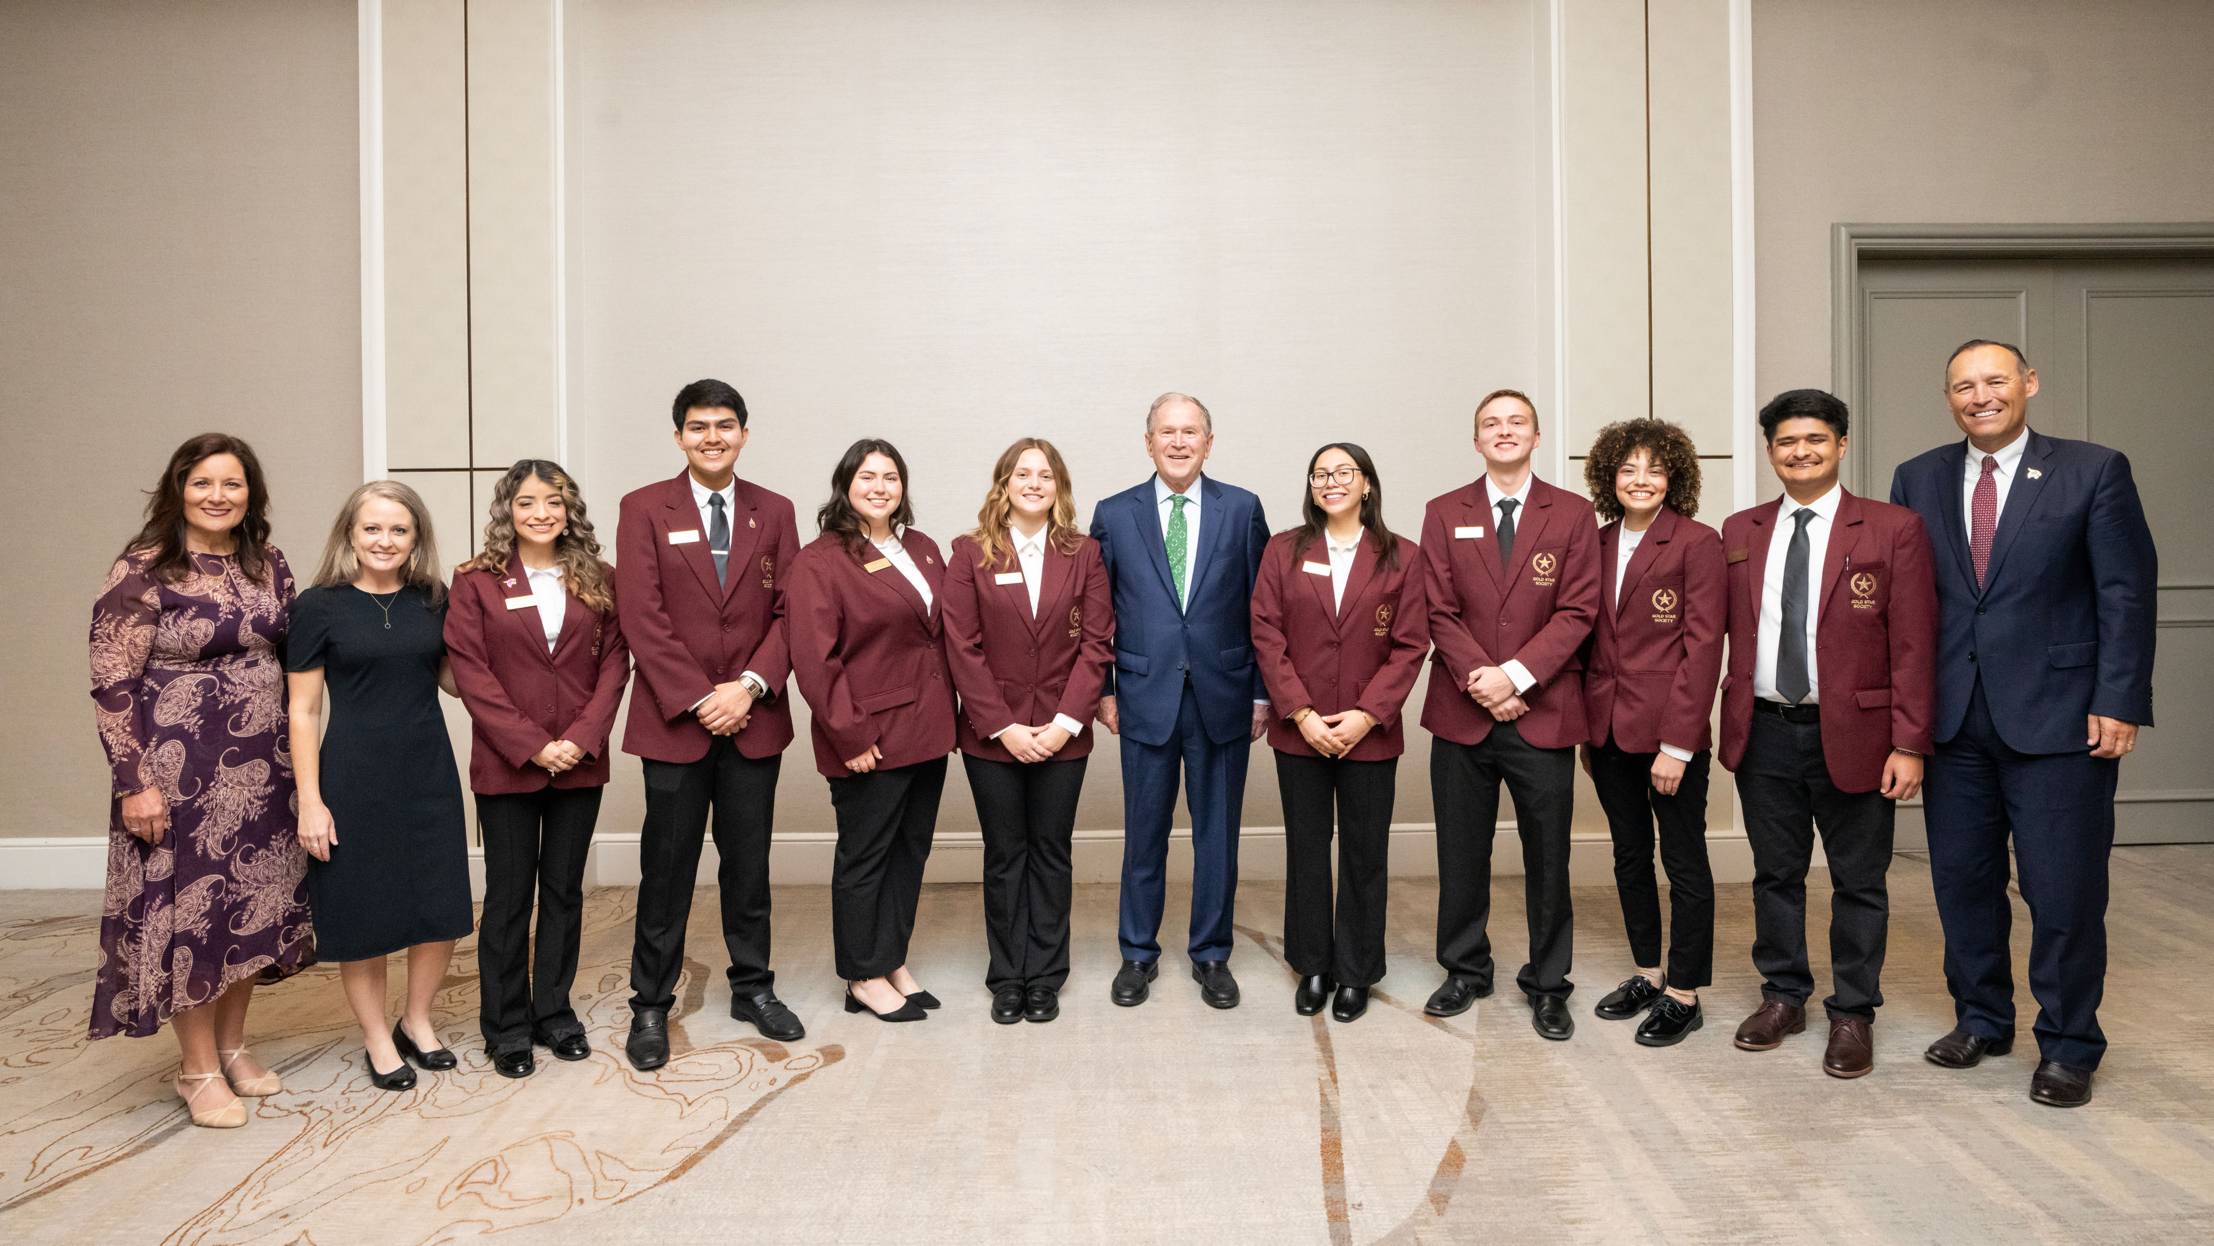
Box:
[3,827,1769,892]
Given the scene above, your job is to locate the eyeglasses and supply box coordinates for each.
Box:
[1307,466,1364,487]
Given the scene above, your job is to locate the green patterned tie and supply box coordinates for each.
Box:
[1166,493,1190,604]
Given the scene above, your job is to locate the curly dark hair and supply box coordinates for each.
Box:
[1583,418,1702,522]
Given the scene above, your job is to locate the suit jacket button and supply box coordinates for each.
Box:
[1976,606,1986,615]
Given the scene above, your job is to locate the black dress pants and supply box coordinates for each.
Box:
[1276,750,1395,988]
[964,753,1086,990]
[1735,709,1894,1020]
[830,756,947,982]
[1432,724,1576,998]
[1589,739,1715,990]
[477,786,601,1051]
[630,738,782,1013]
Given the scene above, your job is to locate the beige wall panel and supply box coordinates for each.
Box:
[467,0,561,468]
[1,0,359,840]
[1645,0,1734,457]
[1558,0,1651,452]
[383,0,472,467]
[390,470,480,840]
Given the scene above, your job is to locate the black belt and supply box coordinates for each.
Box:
[1752,699,1821,724]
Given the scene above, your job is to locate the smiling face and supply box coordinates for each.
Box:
[1765,416,1845,498]
[1145,399,1213,494]
[1475,395,1538,471]
[351,495,417,581]
[1946,343,2039,453]
[1614,446,1668,525]
[510,474,567,552]
[675,405,746,486]
[1308,446,1365,523]
[848,452,903,533]
[182,453,249,547]
[1006,447,1058,530]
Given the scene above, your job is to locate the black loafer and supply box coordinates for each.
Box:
[393,1022,458,1071]
[1294,974,1332,1016]
[906,990,942,1011]
[2029,1059,2094,1108]
[1925,1027,2014,1069]
[493,1048,536,1079]
[1593,975,1663,1020]
[1023,985,1060,1024]
[990,985,1026,1025]
[1331,985,1370,1023]
[546,1033,591,1062]
[1110,959,1158,1007]
[1192,960,1240,1009]
[730,991,806,1041]
[626,1009,670,1071]
[1635,996,1704,1047]
[1530,995,1575,1041]
[1424,976,1486,1017]
[364,1053,417,1092]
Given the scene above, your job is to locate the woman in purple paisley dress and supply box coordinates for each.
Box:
[88,434,316,1129]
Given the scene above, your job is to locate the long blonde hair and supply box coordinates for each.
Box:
[967,438,1082,568]
[458,459,614,614]
[313,480,447,602]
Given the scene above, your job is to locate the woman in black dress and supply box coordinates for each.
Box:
[286,481,473,1091]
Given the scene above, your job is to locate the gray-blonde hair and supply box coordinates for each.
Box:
[312,480,446,603]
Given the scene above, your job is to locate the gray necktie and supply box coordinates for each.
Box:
[708,493,730,587]
[1778,508,1814,704]
[1497,497,1519,568]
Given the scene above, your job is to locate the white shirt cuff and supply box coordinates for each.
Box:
[1254,699,1271,708]
[689,692,712,713]
[1052,713,1085,737]
[1502,660,1536,694]
[1658,742,1696,764]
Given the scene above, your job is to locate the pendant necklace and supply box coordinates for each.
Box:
[367,588,401,629]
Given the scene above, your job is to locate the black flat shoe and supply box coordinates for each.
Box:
[364,1053,417,1092]
[545,1033,591,1061]
[1294,975,1332,1016]
[626,1009,670,1071]
[1331,985,1370,1023]
[1925,1027,2014,1069]
[1424,976,1486,1017]
[393,1023,458,1071]
[991,985,1026,1025]
[1594,975,1663,1020]
[1023,984,1060,1024]
[1192,960,1240,1009]
[844,985,927,1022]
[730,991,807,1041]
[2030,1059,2094,1108]
[906,990,942,1011]
[1110,959,1158,1007]
[1635,996,1704,1047]
[1530,995,1575,1041]
[492,1048,536,1079]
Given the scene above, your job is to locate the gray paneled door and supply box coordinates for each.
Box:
[1853,256,2210,845]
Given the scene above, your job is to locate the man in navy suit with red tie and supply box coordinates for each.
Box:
[1890,341,2157,1108]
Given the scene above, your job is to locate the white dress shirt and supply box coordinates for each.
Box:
[685,473,764,709]
[1611,520,1695,762]
[1325,529,1361,613]
[1755,484,1842,703]
[1484,474,1538,694]
[1961,426,2030,542]
[872,532,932,612]
[1153,474,1203,610]
[524,562,566,651]
[993,524,1086,740]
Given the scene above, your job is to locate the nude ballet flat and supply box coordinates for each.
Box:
[219,1047,281,1097]
[175,1072,248,1129]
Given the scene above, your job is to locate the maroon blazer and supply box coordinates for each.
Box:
[1717,489,1938,792]
[615,471,799,763]
[940,532,1114,763]
[1417,476,1601,749]
[787,529,958,779]
[1582,508,1726,755]
[445,555,631,794]
[1251,528,1430,761]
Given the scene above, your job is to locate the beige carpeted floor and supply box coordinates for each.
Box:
[3,848,2212,1244]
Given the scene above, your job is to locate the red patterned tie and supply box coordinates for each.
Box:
[1970,454,1998,587]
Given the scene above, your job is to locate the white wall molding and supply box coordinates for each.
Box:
[357,0,387,481]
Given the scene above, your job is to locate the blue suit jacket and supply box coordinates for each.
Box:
[1889,430,2156,754]
[1090,475,1270,747]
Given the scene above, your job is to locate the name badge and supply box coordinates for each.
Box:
[1454,525,1484,539]
[1301,561,1332,577]
[503,596,537,612]
[668,529,701,545]
[994,571,1025,586]
[864,558,893,573]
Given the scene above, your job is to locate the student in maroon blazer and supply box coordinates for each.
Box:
[1417,388,1601,1040]
[613,379,805,1071]
[788,438,958,1023]
[1250,443,1428,1024]
[940,438,1114,1026]
[1575,422,1726,1049]
[446,460,630,1078]
[1719,389,1936,1080]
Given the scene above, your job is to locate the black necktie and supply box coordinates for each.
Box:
[708,493,730,587]
[1778,508,1814,704]
[1497,497,1519,569]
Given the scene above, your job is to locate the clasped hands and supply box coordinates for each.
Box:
[997,722,1074,764]
[1296,707,1375,758]
[1466,666,1528,722]
[696,682,756,735]
[531,739,587,774]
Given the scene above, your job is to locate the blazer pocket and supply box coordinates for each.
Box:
[1115,648,1150,675]
[2047,641,2098,669]
[1217,644,1253,668]
[1853,688,1891,709]
[856,684,919,714]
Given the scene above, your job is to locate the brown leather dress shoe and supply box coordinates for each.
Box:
[1924,1026,2013,1069]
[1823,1016,1875,1078]
[1733,999,1806,1051]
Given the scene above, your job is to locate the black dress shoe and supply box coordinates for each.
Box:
[906,990,942,1011]
[1192,960,1240,1009]
[546,1033,591,1062]
[626,1009,670,1071]
[1635,996,1704,1047]
[1110,959,1158,1007]
[1924,1027,2014,1069]
[1023,985,1060,1023]
[730,991,806,1041]
[493,1048,536,1079]
[990,985,1026,1025]
[1424,976,1485,1017]
[2029,1059,2094,1108]
[363,1053,417,1092]
[843,985,926,1022]
[1530,995,1575,1041]
[393,1023,458,1070]
[1294,974,1332,1016]
[1593,975,1663,1020]
[1331,985,1370,1023]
